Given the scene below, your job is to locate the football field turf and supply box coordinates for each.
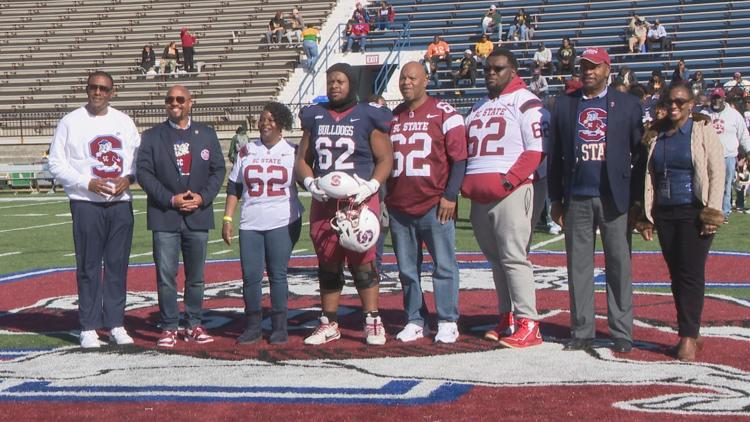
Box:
[1,192,749,420]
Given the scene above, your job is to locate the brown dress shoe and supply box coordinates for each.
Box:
[676,337,698,362]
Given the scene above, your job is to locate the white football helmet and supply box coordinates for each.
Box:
[316,171,360,199]
[330,201,381,253]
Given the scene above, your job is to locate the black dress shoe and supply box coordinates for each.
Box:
[612,338,633,353]
[563,338,593,351]
[612,338,632,353]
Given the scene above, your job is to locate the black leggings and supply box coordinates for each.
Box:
[654,204,713,338]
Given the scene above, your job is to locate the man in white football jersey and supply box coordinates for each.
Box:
[222,102,303,345]
[461,48,546,349]
[48,71,140,349]
[387,62,468,344]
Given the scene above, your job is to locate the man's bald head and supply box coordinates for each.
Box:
[165,84,193,127]
[399,61,429,106]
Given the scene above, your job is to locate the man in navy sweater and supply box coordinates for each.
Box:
[136,85,225,348]
[548,48,644,354]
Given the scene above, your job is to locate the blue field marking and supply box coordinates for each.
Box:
[0,348,56,361]
[0,380,473,405]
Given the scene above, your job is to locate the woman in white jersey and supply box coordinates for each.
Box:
[222,102,303,345]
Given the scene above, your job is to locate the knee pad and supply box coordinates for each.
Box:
[351,264,379,289]
[318,268,345,291]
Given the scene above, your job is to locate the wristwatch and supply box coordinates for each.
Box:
[502,178,514,191]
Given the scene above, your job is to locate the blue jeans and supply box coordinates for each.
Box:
[302,40,318,71]
[346,34,367,52]
[508,24,528,41]
[389,205,460,325]
[724,156,736,217]
[239,219,301,315]
[153,226,209,330]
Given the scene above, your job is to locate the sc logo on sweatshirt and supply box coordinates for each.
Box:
[89,135,123,178]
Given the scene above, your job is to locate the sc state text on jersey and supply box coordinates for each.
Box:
[391,121,430,133]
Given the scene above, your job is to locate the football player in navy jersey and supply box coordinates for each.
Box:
[387,62,468,344]
[295,63,394,345]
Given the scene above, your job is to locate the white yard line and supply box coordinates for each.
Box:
[0,251,21,258]
[0,221,71,233]
[129,251,153,258]
[529,234,565,251]
[292,248,308,254]
[1,213,48,217]
[0,199,67,207]
[211,249,232,255]
[208,235,238,244]
[63,252,76,257]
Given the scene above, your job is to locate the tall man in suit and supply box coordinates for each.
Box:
[136,85,226,348]
[548,48,644,353]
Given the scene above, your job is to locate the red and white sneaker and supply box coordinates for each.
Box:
[185,326,214,344]
[157,330,178,348]
[364,314,386,345]
[484,312,515,342]
[498,318,543,349]
[304,316,341,345]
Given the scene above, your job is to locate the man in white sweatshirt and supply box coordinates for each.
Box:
[48,71,140,348]
[708,87,750,221]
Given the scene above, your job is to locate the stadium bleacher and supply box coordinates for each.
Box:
[0,0,748,170]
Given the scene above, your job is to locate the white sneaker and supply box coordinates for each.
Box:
[548,223,562,235]
[79,330,102,349]
[304,316,341,345]
[365,315,386,345]
[396,323,425,342]
[109,326,134,345]
[435,321,459,344]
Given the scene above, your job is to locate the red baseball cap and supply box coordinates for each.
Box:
[711,88,726,98]
[579,47,611,65]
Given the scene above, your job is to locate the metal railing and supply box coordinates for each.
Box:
[373,22,411,95]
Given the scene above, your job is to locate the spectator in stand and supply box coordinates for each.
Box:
[376,1,395,31]
[610,81,628,94]
[671,59,690,84]
[452,49,477,90]
[475,34,494,65]
[286,8,305,45]
[227,125,249,165]
[481,5,502,43]
[266,11,286,47]
[694,93,710,114]
[690,71,707,98]
[161,41,180,75]
[141,45,156,73]
[532,42,552,76]
[648,70,666,100]
[353,2,370,23]
[614,66,637,88]
[528,68,548,98]
[301,23,321,72]
[627,15,649,54]
[724,72,750,96]
[564,69,582,94]
[345,17,370,53]
[507,8,530,43]
[426,35,452,86]
[180,28,197,73]
[647,18,669,52]
[707,87,750,222]
[556,36,576,78]
[735,158,750,212]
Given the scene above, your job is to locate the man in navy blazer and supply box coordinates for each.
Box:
[548,48,644,354]
[136,85,226,348]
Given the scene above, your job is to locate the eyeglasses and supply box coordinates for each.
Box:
[483,65,508,74]
[665,98,691,107]
[164,96,187,104]
[87,84,112,93]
